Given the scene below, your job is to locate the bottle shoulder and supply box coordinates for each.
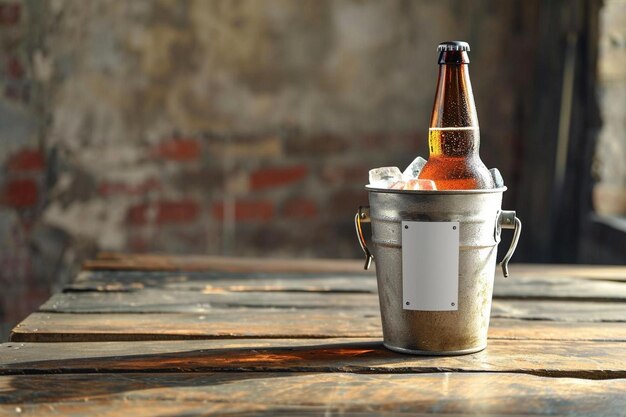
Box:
[419,156,494,190]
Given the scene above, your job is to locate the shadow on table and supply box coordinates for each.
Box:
[0,340,437,404]
[2,340,624,416]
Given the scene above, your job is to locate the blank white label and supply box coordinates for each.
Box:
[402,221,459,311]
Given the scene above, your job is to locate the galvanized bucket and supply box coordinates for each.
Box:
[355,187,521,355]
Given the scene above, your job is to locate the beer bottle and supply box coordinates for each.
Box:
[418,41,494,189]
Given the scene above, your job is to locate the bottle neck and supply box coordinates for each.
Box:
[430,61,478,128]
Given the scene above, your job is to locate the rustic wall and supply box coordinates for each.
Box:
[593,0,626,214]
[0,0,548,338]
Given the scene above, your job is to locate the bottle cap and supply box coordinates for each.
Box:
[437,41,470,52]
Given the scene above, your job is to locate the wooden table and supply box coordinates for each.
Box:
[1,254,626,416]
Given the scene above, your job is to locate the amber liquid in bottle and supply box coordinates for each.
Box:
[418,42,494,190]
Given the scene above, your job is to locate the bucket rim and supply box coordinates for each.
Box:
[365,185,507,195]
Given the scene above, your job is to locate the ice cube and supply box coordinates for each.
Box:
[490,168,504,188]
[402,156,427,180]
[390,181,405,189]
[403,179,437,190]
[368,167,402,188]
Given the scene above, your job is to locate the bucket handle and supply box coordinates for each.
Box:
[497,210,522,278]
[355,206,522,276]
[354,206,373,270]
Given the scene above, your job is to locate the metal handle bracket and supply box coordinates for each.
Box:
[355,206,373,270]
[497,210,522,278]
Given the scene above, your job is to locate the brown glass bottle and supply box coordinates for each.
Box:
[418,41,494,190]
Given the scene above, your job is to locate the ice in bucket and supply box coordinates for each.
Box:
[368,158,436,191]
[490,168,505,188]
[368,167,402,189]
[402,156,427,180]
[403,179,436,190]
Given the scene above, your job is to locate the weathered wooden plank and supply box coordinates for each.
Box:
[68,270,378,293]
[493,275,626,301]
[0,401,270,417]
[11,313,626,343]
[40,290,379,312]
[487,319,626,341]
[1,339,625,378]
[2,372,625,416]
[88,254,626,281]
[67,269,626,301]
[510,264,626,282]
[39,290,626,322]
[490,300,626,322]
[11,310,381,341]
[9,403,507,417]
[85,254,373,274]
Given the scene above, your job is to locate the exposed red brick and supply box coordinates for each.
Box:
[127,200,200,225]
[2,178,38,208]
[156,200,200,224]
[0,3,20,26]
[6,57,24,79]
[319,165,369,186]
[213,200,274,222]
[6,149,45,172]
[128,236,149,252]
[153,138,201,162]
[126,203,149,225]
[99,182,129,196]
[282,197,318,219]
[250,166,308,190]
[4,83,29,102]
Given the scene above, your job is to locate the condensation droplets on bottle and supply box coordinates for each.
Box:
[418,41,495,190]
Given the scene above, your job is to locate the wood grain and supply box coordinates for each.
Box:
[509,264,626,282]
[41,290,379,312]
[5,255,626,416]
[2,372,625,416]
[490,299,626,322]
[38,290,626,322]
[67,269,626,301]
[69,270,378,293]
[1,338,625,379]
[11,313,626,343]
[87,254,626,281]
[10,310,382,341]
[493,275,626,301]
[85,254,373,274]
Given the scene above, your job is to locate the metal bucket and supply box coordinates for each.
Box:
[355,187,521,355]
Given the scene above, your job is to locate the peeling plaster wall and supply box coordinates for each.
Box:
[0,0,538,338]
[595,0,626,188]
